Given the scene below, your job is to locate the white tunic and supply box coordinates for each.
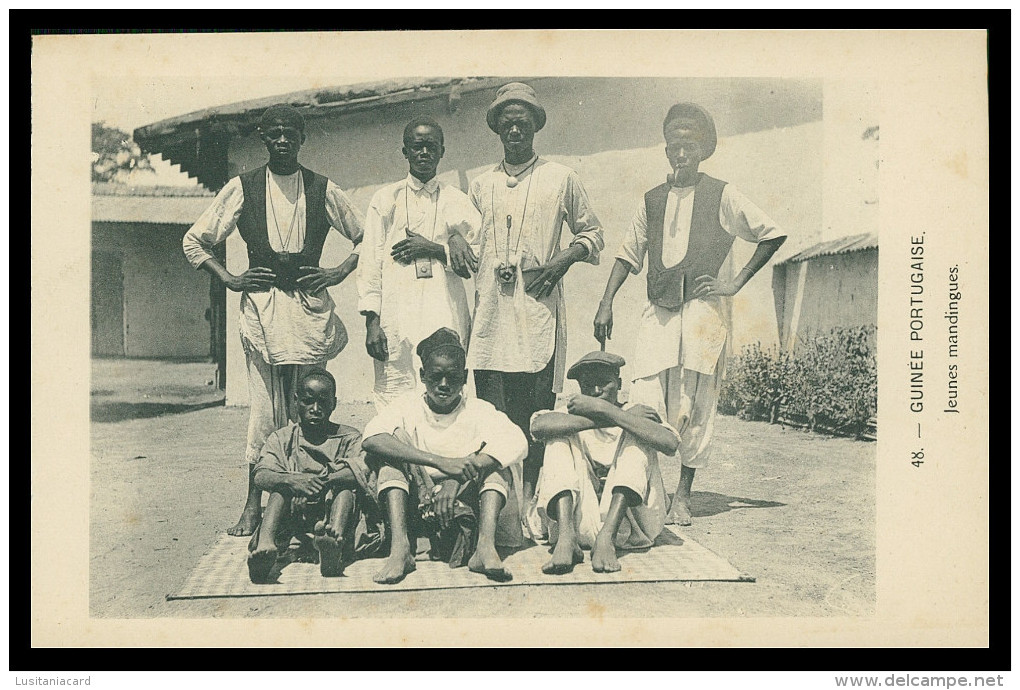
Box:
[356,174,480,355]
[182,169,364,366]
[616,183,787,380]
[364,393,528,474]
[466,158,604,392]
[363,392,529,528]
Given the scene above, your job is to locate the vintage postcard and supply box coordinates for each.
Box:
[31,30,989,647]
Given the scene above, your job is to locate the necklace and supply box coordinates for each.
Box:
[490,163,537,286]
[267,169,302,252]
[501,154,538,188]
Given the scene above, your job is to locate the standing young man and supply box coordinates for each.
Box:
[183,104,364,537]
[356,117,480,410]
[447,82,605,526]
[593,102,787,525]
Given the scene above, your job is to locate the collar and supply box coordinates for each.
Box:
[421,391,466,418]
[406,173,440,195]
[267,166,302,180]
[501,153,539,177]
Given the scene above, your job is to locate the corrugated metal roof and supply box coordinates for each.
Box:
[92,184,214,225]
[777,233,879,265]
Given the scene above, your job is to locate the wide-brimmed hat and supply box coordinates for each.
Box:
[567,351,626,380]
[486,82,547,133]
[662,102,717,160]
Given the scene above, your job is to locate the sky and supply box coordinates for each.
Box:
[92,76,356,186]
[91,76,348,132]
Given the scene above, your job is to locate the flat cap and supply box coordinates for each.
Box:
[566,351,626,380]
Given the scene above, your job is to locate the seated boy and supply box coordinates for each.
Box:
[247,369,380,583]
[362,328,528,585]
[531,351,681,574]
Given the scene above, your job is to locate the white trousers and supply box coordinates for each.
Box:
[534,434,667,550]
[371,338,418,412]
[243,340,322,465]
[628,354,724,470]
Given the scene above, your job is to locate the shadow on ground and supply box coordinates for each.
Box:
[91,399,225,423]
[682,491,786,518]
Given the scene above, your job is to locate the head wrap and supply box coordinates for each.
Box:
[416,327,465,364]
[486,82,547,133]
[258,104,306,133]
[662,102,717,160]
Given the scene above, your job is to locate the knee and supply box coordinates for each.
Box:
[617,441,654,471]
[266,489,291,504]
[540,437,574,464]
[612,486,642,508]
[375,462,410,493]
[481,467,511,497]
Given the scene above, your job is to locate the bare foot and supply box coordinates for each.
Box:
[666,496,692,526]
[314,533,345,577]
[468,545,512,582]
[591,536,621,573]
[373,551,416,585]
[228,508,261,537]
[247,545,278,583]
[542,538,584,575]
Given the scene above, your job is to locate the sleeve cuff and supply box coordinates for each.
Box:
[570,236,599,265]
[615,254,641,275]
[357,297,382,315]
[189,253,216,271]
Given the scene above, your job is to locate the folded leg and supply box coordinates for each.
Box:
[373,464,416,585]
[468,469,513,582]
[600,436,667,549]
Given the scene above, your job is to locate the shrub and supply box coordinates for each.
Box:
[719,326,877,436]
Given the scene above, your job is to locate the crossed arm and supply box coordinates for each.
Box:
[362,432,500,483]
[254,465,356,498]
[531,397,680,456]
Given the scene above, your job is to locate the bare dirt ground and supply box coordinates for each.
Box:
[90,359,874,619]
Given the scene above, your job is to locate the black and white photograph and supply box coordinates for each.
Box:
[31,29,989,649]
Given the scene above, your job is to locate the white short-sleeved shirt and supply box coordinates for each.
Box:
[363,392,528,481]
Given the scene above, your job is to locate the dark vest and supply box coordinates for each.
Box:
[237,165,331,291]
[645,173,733,310]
